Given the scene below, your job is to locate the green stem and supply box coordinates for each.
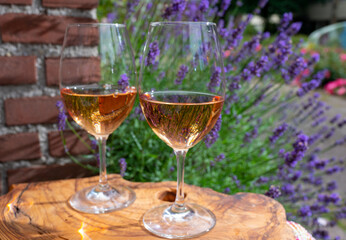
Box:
[66,120,95,153]
[58,131,98,172]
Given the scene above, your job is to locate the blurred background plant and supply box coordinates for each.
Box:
[58,0,346,239]
[299,43,346,96]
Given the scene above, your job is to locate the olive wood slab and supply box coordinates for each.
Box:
[0,174,294,239]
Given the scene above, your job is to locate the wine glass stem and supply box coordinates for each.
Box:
[172,149,187,213]
[96,136,109,191]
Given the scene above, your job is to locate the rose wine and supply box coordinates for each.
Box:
[140,91,224,150]
[61,85,136,137]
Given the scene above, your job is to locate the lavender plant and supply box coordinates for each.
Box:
[57,0,345,238]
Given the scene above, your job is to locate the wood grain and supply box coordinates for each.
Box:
[0,174,294,239]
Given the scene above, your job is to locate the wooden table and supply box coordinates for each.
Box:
[0,174,294,239]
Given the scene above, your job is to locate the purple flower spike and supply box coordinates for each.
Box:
[175,64,189,85]
[258,0,268,8]
[218,0,232,16]
[56,100,67,131]
[299,205,312,217]
[284,134,309,167]
[279,12,293,31]
[265,185,281,199]
[269,122,288,143]
[297,79,321,97]
[286,22,302,36]
[215,153,225,162]
[146,41,160,66]
[106,12,117,23]
[208,66,222,92]
[326,181,337,191]
[257,176,269,184]
[119,158,127,177]
[162,0,186,19]
[204,114,222,148]
[118,73,129,92]
[236,0,243,6]
[199,0,209,13]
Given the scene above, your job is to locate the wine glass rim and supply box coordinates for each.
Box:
[67,23,127,28]
[150,21,216,27]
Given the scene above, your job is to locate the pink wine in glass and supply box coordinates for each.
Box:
[61,85,136,137]
[140,91,224,150]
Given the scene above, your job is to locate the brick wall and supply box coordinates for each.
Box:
[0,0,99,194]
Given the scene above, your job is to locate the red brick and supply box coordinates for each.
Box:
[0,56,36,85]
[0,13,97,45]
[45,57,101,86]
[0,132,41,162]
[7,163,96,188]
[5,96,61,126]
[0,0,32,5]
[42,0,98,9]
[48,130,92,157]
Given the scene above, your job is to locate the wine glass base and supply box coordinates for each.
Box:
[69,185,136,214]
[143,203,216,239]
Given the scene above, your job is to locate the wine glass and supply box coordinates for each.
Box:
[138,22,226,239]
[59,23,136,214]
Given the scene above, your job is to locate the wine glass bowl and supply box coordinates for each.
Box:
[139,22,225,239]
[59,23,136,214]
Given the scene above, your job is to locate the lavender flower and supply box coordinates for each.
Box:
[218,0,231,16]
[243,126,258,143]
[146,2,153,10]
[285,22,302,36]
[297,79,321,97]
[162,0,186,19]
[208,66,221,91]
[146,41,160,66]
[199,0,209,13]
[119,158,127,177]
[236,0,243,6]
[284,134,309,167]
[299,205,312,217]
[279,13,293,31]
[326,181,337,192]
[281,183,295,195]
[258,0,268,8]
[118,73,129,92]
[330,114,341,124]
[257,176,269,184]
[282,56,307,83]
[226,15,252,49]
[56,101,67,131]
[204,114,222,148]
[334,136,346,146]
[307,53,320,66]
[254,0,268,14]
[269,122,288,143]
[318,193,341,205]
[107,12,117,23]
[215,153,225,162]
[126,0,140,17]
[326,165,344,175]
[175,64,189,85]
[265,185,281,199]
